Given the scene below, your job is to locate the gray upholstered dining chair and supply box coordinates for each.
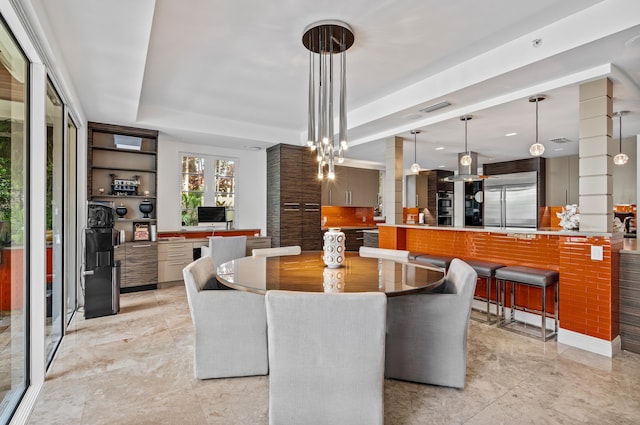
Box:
[359,246,410,261]
[385,258,478,388]
[201,235,247,268]
[252,245,301,257]
[182,256,268,379]
[265,290,387,425]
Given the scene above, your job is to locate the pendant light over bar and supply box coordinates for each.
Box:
[410,130,421,174]
[303,20,354,180]
[459,115,473,166]
[613,111,629,166]
[529,95,546,156]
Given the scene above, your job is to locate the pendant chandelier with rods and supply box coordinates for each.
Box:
[410,130,421,174]
[613,111,629,166]
[529,95,546,156]
[303,20,354,180]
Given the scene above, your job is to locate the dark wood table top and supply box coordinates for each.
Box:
[215,251,445,297]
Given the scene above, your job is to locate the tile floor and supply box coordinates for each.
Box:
[27,285,640,424]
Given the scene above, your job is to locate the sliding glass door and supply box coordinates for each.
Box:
[0,15,29,423]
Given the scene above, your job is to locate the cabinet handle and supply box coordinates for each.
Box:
[284,208,300,212]
[166,244,184,249]
[284,202,300,206]
[132,244,151,248]
[305,208,320,212]
[167,253,185,257]
[345,192,349,205]
[167,261,186,266]
[329,189,332,205]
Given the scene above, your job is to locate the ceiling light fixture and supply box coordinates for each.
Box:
[529,95,546,156]
[459,115,473,166]
[410,130,421,174]
[303,20,354,180]
[442,115,482,182]
[613,111,629,166]
[419,101,451,113]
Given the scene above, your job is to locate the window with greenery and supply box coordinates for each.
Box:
[181,155,236,226]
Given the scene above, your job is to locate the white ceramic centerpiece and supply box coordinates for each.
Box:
[323,227,345,268]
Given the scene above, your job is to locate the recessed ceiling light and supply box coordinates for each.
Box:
[505,132,517,137]
[438,165,446,168]
[435,147,444,151]
[554,148,564,151]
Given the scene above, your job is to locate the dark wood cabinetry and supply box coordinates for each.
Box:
[423,170,453,226]
[115,241,158,291]
[267,144,322,250]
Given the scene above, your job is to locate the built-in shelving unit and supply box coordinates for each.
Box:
[87,121,159,242]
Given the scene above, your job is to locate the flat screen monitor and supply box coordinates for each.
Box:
[197,206,226,227]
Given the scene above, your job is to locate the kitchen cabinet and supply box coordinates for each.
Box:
[117,241,158,291]
[158,240,194,284]
[246,236,272,256]
[405,173,428,208]
[267,144,321,250]
[322,227,375,251]
[322,166,380,207]
[546,155,578,205]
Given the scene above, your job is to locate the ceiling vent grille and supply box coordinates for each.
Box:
[549,137,571,144]
[419,101,451,113]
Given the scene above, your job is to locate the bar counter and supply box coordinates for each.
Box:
[377,223,624,357]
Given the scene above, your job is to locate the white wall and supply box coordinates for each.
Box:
[157,136,267,234]
[612,135,637,205]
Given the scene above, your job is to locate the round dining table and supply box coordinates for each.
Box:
[215,251,445,297]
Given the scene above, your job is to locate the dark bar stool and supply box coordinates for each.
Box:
[496,266,559,341]
[410,253,454,272]
[464,259,505,325]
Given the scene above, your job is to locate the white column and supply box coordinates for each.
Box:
[384,137,403,224]
[578,78,613,232]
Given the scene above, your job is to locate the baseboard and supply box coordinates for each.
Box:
[558,329,621,358]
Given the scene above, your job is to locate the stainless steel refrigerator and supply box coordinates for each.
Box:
[84,202,120,319]
[483,171,537,229]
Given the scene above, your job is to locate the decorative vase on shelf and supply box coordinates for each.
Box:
[323,227,345,268]
[139,199,154,218]
[115,204,127,218]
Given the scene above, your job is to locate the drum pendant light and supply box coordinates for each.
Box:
[410,130,421,174]
[613,111,629,166]
[529,95,546,156]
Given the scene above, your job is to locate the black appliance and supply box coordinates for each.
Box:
[84,202,120,319]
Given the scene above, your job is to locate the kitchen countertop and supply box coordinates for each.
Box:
[378,223,618,238]
[321,226,378,231]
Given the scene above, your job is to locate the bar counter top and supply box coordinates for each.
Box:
[377,223,616,238]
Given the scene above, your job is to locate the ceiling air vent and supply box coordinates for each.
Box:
[549,137,571,144]
[419,101,451,113]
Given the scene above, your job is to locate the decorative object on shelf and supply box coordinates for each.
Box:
[115,204,127,218]
[323,227,345,268]
[110,174,140,196]
[138,199,154,218]
[143,189,150,196]
[613,111,629,166]
[133,222,150,241]
[529,95,546,156]
[410,130,421,174]
[556,204,580,231]
[98,187,105,195]
[303,20,354,180]
[323,267,345,292]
